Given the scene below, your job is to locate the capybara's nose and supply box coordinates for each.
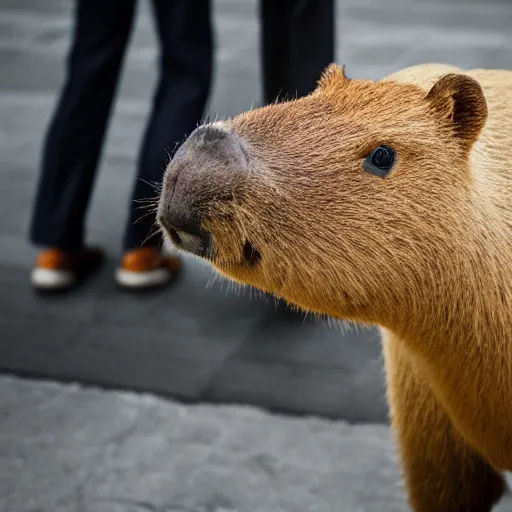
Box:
[157,123,249,256]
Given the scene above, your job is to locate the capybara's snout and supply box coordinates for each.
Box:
[158,123,250,257]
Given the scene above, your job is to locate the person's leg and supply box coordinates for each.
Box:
[259,0,292,104]
[115,0,212,290]
[121,0,213,251]
[259,0,335,105]
[288,0,335,98]
[30,0,137,251]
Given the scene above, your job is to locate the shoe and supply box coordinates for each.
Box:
[115,247,182,290]
[31,247,104,292]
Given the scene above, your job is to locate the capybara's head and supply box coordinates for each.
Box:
[158,64,488,325]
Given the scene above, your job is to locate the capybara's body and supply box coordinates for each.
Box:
[158,63,512,511]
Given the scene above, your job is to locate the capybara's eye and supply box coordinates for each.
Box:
[363,146,396,178]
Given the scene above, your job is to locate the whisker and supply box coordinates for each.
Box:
[133,209,157,225]
[134,204,159,214]
[134,200,160,209]
[134,197,159,204]
[138,178,162,192]
[140,222,163,247]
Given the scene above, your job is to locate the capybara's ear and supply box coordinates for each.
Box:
[426,73,488,151]
[315,63,350,92]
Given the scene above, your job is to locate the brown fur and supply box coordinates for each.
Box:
[159,63,512,511]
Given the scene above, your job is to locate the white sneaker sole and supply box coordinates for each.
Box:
[31,268,75,290]
[115,267,172,289]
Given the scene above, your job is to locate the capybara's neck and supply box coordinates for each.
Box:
[383,220,512,469]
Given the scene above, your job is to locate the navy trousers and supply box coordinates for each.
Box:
[30,0,213,251]
[260,0,335,104]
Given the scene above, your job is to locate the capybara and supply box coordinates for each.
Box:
[158,63,512,511]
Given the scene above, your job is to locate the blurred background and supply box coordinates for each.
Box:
[1,0,512,511]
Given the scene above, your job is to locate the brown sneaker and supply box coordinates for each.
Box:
[31,247,104,292]
[115,247,182,290]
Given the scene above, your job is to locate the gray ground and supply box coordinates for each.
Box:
[2,0,512,510]
[1,375,511,512]
[0,376,406,512]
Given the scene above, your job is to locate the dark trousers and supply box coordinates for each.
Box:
[30,0,213,252]
[260,0,335,104]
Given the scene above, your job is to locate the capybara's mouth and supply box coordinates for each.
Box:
[209,238,261,269]
[164,220,261,269]
[165,225,213,259]
[242,240,261,266]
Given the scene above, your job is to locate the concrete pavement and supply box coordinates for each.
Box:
[0,375,405,512]
[1,375,512,512]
